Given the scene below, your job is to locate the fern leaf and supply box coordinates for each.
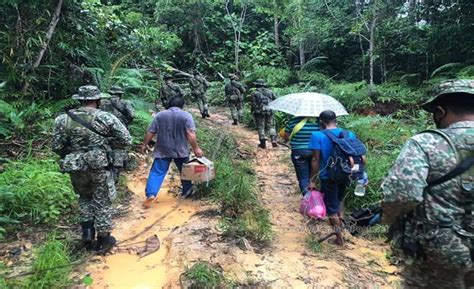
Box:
[430,63,463,78]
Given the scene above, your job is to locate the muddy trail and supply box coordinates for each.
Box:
[85,108,400,288]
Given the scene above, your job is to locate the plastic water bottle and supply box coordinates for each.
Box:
[354,172,368,197]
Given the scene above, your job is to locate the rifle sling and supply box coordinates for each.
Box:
[66,110,108,138]
[427,157,474,187]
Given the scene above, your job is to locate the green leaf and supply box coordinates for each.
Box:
[83,275,93,286]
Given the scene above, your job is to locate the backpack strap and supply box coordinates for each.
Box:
[289,118,308,141]
[321,129,341,143]
[66,110,108,138]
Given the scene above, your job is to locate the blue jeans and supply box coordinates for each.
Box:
[291,149,313,195]
[145,157,192,198]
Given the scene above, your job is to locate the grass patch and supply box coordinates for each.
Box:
[0,236,73,289]
[196,123,272,244]
[306,234,325,254]
[181,261,230,289]
[0,159,76,238]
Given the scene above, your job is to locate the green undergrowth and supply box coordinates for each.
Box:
[128,98,154,145]
[181,261,230,289]
[340,114,430,209]
[0,236,73,289]
[0,159,76,238]
[196,122,272,244]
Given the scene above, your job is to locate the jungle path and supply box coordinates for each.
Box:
[85,108,400,288]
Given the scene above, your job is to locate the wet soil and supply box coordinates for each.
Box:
[85,108,400,288]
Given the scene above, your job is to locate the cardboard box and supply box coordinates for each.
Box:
[180,157,215,182]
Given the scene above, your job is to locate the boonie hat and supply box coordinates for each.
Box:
[72,85,109,100]
[253,79,266,86]
[108,85,125,95]
[422,79,474,112]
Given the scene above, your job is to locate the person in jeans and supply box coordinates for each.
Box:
[283,116,319,195]
[309,110,356,246]
[140,96,203,207]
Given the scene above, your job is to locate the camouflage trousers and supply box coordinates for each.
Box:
[229,101,243,122]
[402,258,473,288]
[70,169,116,234]
[193,94,208,114]
[110,149,128,184]
[254,113,276,140]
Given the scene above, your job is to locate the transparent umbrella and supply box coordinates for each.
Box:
[268,92,348,117]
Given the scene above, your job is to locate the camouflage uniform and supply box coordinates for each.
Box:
[159,74,184,110]
[224,74,246,124]
[381,80,474,289]
[189,72,211,117]
[251,79,277,148]
[99,85,135,183]
[52,86,131,239]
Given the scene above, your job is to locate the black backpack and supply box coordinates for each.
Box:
[322,130,367,182]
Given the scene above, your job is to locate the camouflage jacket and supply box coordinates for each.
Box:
[99,97,135,127]
[224,80,246,102]
[381,121,474,268]
[189,75,210,96]
[52,107,132,172]
[251,87,275,114]
[160,82,184,103]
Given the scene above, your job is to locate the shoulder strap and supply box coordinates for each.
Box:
[321,129,339,143]
[289,118,308,141]
[66,110,108,138]
[424,129,473,187]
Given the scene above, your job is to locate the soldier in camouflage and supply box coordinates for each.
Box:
[224,74,246,125]
[189,70,211,118]
[52,85,132,252]
[251,79,277,149]
[159,73,184,110]
[99,85,135,184]
[381,79,474,288]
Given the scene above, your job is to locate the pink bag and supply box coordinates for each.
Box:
[300,190,326,219]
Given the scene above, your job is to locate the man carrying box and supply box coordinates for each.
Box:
[140,96,203,207]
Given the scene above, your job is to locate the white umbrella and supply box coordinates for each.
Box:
[268,92,348,117]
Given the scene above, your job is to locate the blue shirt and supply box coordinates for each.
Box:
[285,117,319,149]
[309,128,355,179]
[148,107,196,159]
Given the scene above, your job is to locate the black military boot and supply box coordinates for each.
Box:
[201,113,206,118]
[205,110,211,118]
[271,136,278,148]
[96,232,116,253]
[81,221,95,251]
[258,139,266,149]
[232,119,238,125]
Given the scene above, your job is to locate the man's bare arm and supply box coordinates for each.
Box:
[186,130,203,157]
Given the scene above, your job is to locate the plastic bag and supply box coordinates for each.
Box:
[300,190,326,219]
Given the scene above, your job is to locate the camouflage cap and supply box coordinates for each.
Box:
[253,79,266,86]
[72,85,109,100]
[422,79,474,112]
[108,85,125,95]
[163,73,173,80]
[229,74,238,80]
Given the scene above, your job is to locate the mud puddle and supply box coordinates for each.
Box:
[86,160,200,289]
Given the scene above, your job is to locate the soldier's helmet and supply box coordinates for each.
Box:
[72,85,109,100]
[422,79,474,112]
[253,79,266,87]
[229,74,238,80]
[108,85,125,95]
[163,73,173,80]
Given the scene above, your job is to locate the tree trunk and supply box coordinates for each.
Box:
[22,0,64,94]
[234,35,240,73]
[368,14,377,93]
[299,42,305,66]
[274,15,280,49]
[192,16,201,55]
